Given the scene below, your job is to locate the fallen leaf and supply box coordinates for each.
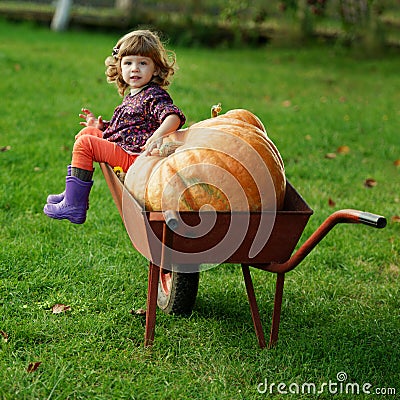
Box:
[305,135,312,141]
[14,64,21,72]
[394,159,400,167]
[337,145,350,154]
[328,198,336,207]
[51,304,71,314]
[339,96,346,103]
[0,146,11,152]
[391,215,400,223]
[130,308,146,316]
[325,153,337,159]
[0,330,8,342]
[388,264,399,275]
[364,178,377,188]
[27,362,42,373]
[282,100,291,107]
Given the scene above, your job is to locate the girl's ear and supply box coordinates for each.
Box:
[116,62,122,75]
[153,66,160,76]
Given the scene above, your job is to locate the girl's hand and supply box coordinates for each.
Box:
[142,114,182,156]
[79,108,104,130]
[142,137,163,156]
[79,108,95,125]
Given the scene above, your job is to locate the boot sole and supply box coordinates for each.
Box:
[43,205,86,224]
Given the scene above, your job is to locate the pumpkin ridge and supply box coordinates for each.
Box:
[172,153,231,211]
[171,169,196,211]
[176,147,262,211]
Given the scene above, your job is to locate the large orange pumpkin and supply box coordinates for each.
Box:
[125,109,286,212]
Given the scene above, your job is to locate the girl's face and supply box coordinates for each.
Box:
[121,55,158,90]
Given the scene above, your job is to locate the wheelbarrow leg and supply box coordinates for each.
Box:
[242,265,266,349]
[269,273,285,348]
[144,261,160,346]
[144,222,174,346]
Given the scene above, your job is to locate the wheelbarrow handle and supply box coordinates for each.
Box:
[338,209,387,229]
[356,211,387,229]
[266,208,386,274]
[163,210,179,231]
[163,208,387,229]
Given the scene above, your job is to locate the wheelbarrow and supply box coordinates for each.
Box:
[99,162,386,349]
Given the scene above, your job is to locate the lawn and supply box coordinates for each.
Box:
[0,19,399,399]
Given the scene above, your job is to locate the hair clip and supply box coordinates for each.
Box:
[112,46,119,57]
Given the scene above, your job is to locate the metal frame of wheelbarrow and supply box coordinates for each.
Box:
[99,162,386,349]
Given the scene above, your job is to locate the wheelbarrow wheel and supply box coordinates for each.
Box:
[157,267,199,316]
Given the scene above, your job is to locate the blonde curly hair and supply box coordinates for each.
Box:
[105,30,177,97]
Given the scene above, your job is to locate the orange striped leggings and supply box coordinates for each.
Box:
[72,127,139,172]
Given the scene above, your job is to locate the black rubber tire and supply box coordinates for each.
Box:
[157,267,200,316]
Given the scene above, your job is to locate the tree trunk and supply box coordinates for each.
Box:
[116,0,133,12]
[51,0,73,32]
[340,0,369,26]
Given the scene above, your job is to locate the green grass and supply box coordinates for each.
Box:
[1,19,399,399]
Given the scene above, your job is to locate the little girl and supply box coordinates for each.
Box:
[44,29,185,224]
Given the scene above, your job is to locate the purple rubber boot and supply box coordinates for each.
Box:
[46,165,71,204]
[43,176,93,224]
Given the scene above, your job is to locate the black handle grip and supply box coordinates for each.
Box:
[358,212,387,229]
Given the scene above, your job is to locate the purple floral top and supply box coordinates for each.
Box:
[102,83,185,153]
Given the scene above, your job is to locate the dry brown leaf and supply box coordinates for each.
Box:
[388,264,399,275]
[325,153,337,159]
[282,100,291,107]
[364,178,377,188]
[51,304,71,314]
[328,198,336,207]
[0,146,11,152]
[130,308,146,316]
[27,362,42,373]
[0,330,8,342]
[337,145,350,154]
[391,215,400,223]
[394,159,400,167]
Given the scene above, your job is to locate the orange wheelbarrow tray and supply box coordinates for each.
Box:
[100,163,386,349]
